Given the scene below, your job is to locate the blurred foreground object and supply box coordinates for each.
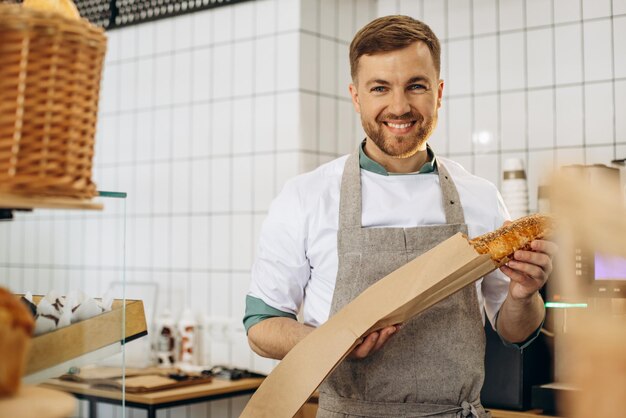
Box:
[22,0,80,19]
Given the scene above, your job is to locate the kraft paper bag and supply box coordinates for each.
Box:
[241,233,497,418]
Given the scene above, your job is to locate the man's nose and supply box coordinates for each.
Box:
[387,91,411,117]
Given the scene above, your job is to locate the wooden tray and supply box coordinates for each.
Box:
[25,298,147,376]
[93,374,213,393]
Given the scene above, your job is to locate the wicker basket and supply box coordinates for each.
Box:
[0,4,107,199]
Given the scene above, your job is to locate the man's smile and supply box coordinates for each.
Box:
[382,120,417,135]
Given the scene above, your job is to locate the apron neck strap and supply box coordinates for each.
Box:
[338,147,466,229]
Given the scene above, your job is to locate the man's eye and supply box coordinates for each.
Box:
[408,84,427,92]
[371,86,387,93]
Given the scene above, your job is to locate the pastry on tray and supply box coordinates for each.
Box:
[0,287,35,397]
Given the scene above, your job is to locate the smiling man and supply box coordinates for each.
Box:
[245,15,556,418]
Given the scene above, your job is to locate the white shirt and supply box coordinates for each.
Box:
[249,155,511,329]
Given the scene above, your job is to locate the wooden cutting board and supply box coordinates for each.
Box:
[92,374,213,393]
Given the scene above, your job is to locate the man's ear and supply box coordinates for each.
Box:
[437,79,444,109]
[349,83,361,113]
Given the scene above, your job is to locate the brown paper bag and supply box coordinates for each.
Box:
[241,233,496,418]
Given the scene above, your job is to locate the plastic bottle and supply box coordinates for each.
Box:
[155,309,176,367]
[177,309,197,365]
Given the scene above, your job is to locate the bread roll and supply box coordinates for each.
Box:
[470,214,553,266]
[0,287,35,397]
[22,0,81,20]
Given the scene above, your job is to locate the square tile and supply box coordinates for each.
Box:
[171,217,190,269]
[499,32,525,91]
[447,39,472,96]
[190,159,210,213]
[377,0,398,17]
[254,37,276,94]
[430,100,448,154]
[190,216,210,270]
[276,152,300,195]
[118,27,137,61]
[100,218,120,267]
[276,33,299,91]
[213,6,233,43]
[555,23,583,85]
[210,216,231,269]
[212,44,233,100]
[585,145,615,165]
[300,92,319,151]
[192,104,211,157]
[616,80,626,143]
[253,154,276,211]
[172,51,192,105]
[300,0,318,33]
[526,28,554,88]
[527,89,554,149]
[473,153,499,189]
[153,108,171,160]
[95,115,118,165]
[583,0,611,19]
[210,157,231,212]
[118,61,137,112]
[231,215,253,270]
[447,97,473,154]
[232,155,253,211]
[473,94,499,153]
[338,101,356,155]
[320,0,337,37]
[555,86,583,147]
[615,0,626,14]
[613,16,626,78]
[527,149,555,211]
[117,113,135,164]
[136,22,155,57]
[423,0,446,40]
[276,92,299,151]
[211,102,232,155]
[192,48,211,102]
[319,38,338,96]
[499,0,524,31]
[584,20,613,82]
[105,32,120,64]
[526,0,552,27]
[554,0,581,24]
[233,98,254,155]
[256,0,276,37]
[338,0,355,42]
[154,19,174,54]
[233,41,254,97]
[134,164,153,214]
[192,9,213,47]
[585,82,614,144]
[556,147,585,167]
[152,162,172,214]
[136,58,154,109]
[300,33,319,92]
[100,63,119,114]
[473,0,497,36]
[447,0,471,39]
[319,97,338,154]
[500,91,526,151]
[154,55,173,107]
[233,1,255,40]
[151,217,171,269]
[473,35,498,94]
[254,96,276,152]
[171,160,191,213]
[173,14,193,50]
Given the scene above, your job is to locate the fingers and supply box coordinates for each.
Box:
[512,250,553,276]
[530,239,558,257]
[350,325,401,360]
[500,265,536,286]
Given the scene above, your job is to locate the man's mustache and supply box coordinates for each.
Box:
[376,112,423,123]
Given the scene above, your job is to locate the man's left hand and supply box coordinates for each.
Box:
[500,239,558,301]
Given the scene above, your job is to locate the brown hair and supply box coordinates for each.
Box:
[349,15,441,82]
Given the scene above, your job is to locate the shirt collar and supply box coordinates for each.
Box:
[359,140,438,176]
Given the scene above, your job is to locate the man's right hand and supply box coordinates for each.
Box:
[349,324,402,360]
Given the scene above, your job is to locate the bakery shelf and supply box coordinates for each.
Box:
[0,190,128,211]
[24,298,147,383]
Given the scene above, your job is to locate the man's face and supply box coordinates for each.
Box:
[349,41,444,159]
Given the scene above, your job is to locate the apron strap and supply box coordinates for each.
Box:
[338,146,466,230]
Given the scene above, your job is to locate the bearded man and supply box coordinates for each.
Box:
[244,15,556,418]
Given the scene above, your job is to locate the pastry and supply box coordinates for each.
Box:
[0,287,35,397]
[470,214,553,266]
[22,0,81,20]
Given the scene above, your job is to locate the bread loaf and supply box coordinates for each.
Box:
[470,214,553,266]
[22,0,81,20]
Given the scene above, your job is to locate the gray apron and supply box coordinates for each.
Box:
[317,150,490,418]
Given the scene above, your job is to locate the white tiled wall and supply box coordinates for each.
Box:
[377,0,626,212]
[1,1,624,417]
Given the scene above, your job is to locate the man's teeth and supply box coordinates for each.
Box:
[387,122,413,129]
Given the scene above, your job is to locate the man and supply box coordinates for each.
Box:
[244,15,556,418]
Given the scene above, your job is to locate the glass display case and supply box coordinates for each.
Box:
[0,191,146,417]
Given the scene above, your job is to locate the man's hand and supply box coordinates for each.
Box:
[499,222,558,301]
[349,324,402,360]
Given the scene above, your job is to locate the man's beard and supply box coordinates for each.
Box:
[362,111,436,158]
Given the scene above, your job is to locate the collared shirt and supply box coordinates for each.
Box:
[245,145,541,349]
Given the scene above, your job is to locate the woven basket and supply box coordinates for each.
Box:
[0,4,107,199]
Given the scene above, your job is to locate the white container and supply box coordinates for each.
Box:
[178,309,197,365]
[155,309,176,367]
[502,158,529,218]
